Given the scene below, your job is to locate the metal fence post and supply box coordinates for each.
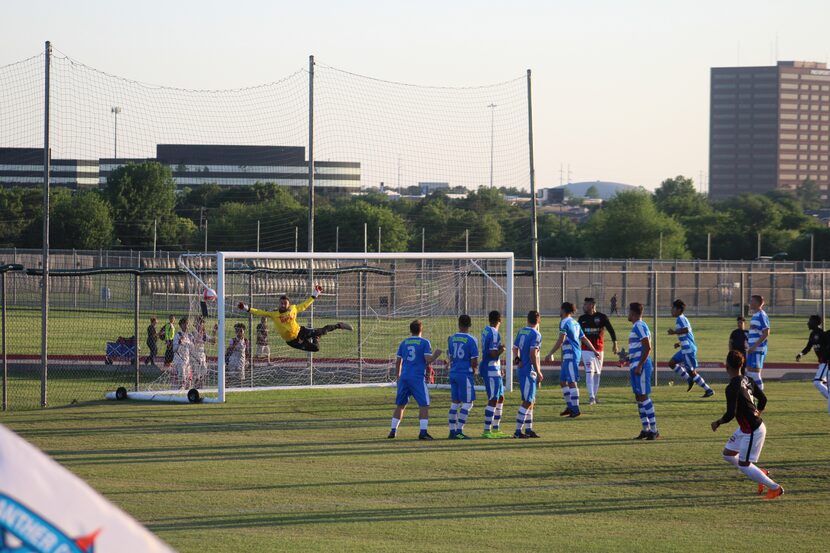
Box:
[134,273,140,391]
[248,272,254,388]
[822,272,826,327]
[652,270,658,385]
[740,271,746,318]
[2,271,6,411]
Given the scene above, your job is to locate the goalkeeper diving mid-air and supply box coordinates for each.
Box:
[237,285,352,352]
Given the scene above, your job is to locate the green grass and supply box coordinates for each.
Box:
[2,384,828,552]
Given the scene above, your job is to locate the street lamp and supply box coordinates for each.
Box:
[487,103,497,188]
[111,106,121,159]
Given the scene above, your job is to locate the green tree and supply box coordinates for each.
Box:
[105,162,192,248]
[317,200,410,252]
[796,179,821,207]
[51,191,114,249]
[583,191,689,258]
[653,175,710,219]
[537,214,585,257]
[585,185,600,199]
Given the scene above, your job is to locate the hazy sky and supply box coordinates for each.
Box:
[2,0,830,191]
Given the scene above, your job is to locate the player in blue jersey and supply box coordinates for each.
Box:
[546,302,598,418]
[667,299,714,398]
[746,295,771,390]
[447,314,480,440]
[480,310,508,438]
[626,302,660,440]
[388,320,443,440]
[512,310,543,438]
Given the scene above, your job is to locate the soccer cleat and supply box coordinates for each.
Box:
[386,430,396,439]
[418,431,434,440]
[646,431,661,440]
[336,322,354,331]
[686,378,695,392]
[448,430,457,440]
[702,389,715,398]
[762,486,784,500]
[594,398,601,404]
[559,408,572,417]
[524,429,540,438]
[512,430,528,439]
[758,468,770,494]
[455,432,470,440]
[491,429,508,438]
[633,431,649,440]
[569,411,582,418]
[482,431,495,439]
[588,397,597,405]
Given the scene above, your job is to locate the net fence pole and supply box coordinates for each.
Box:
[307,55,315,385]
[134,274,140,391]
[40,40,52,408]
[527,69,540,311]
[822,272,826,327]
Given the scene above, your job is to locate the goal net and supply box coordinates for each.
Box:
[118,251,513,402]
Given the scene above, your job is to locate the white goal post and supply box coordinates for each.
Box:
[214,251,515,403]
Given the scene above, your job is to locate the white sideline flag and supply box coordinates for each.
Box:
[0,424,175,553]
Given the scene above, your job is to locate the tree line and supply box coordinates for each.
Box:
[1,162,828,260]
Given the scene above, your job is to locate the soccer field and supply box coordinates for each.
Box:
[2,383,828,552]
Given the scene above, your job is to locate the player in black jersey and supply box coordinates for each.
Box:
[712,350,783,499]
[577,298,618,405]
[794,315,830,401]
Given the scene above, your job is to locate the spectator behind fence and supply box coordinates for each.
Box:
[144,317,158,367]
[256,316,271,363]
[161,314,176,368]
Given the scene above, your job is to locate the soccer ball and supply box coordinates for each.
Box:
[203,288,217,302]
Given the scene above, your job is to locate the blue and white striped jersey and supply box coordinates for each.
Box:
[481,325,502,378]
[629,320,651,365]
[675,315,697,354]
[559,316,584,361]
[749,310,770,354]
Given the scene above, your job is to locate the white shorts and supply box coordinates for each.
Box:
[815,363,828,382]
[580,350,604,374]
[724,423,766,464]
[256,344,271,357]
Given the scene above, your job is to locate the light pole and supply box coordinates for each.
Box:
[487,103,497,188]
[111,106,122,159]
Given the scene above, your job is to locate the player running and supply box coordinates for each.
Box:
[546,302,598,418]
[712,350,784,499]
[237,285,352,352]
[447,315,479,440]
[794,315,830,400]
[480,310,508,438]
[388,320,443,440]
[577,297,617,404]
[625,303,660,440]
[512,311,543,438]
[667,299,714,397]
[746,295,771,390]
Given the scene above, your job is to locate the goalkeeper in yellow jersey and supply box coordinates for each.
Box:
[237,285,352,352]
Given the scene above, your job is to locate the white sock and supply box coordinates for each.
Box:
[391,417,401,431]
[722,453,739,467]
[593,372,601,398]
[814,379,829,400]
[448,403,459,431]
[524,408,533,430]
[562,387,572,409]
[740,463,778,489]
[585,372,595,398]
[516,406,528,432]
[419,418,428,431]
[493,402,503,429]
[458,402,473,431]
[571,387,580,411]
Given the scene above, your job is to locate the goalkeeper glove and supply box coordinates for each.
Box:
[311,284,323,298]
[237,302,250,312]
